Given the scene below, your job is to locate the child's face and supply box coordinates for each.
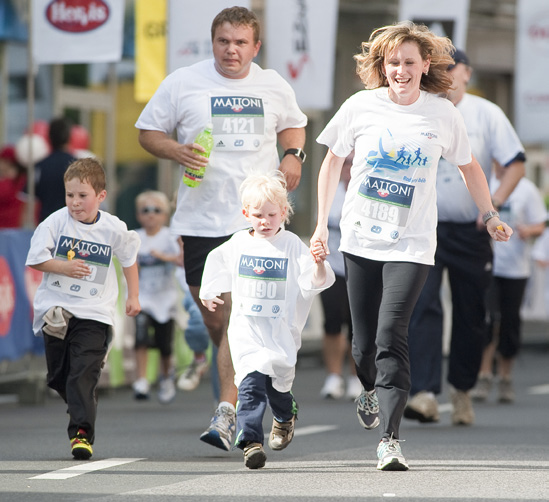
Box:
[136,199,168,231]
[243,200,286,238]
[65,178,106,223]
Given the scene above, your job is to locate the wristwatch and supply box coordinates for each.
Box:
[283,148,306,163]
[482,210,500,225]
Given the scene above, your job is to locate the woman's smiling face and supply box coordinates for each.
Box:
[384,41,430,105]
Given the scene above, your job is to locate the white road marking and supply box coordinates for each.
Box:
[29,458,145,480]
[528,384,549,395]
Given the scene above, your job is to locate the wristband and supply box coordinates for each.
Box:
[482,210,500,225]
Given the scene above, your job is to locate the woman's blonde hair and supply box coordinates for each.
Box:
[240,170,293,225]
[354,21,455,94]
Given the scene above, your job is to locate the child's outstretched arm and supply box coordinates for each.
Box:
[201,296,225,312]
[123,262,141,316]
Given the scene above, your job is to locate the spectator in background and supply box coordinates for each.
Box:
[405,49,524,427]
[133,190,181,404]
[0,145,26,228]
[471,161,546,404]
[319,153,362,400]
[36,117,76,222]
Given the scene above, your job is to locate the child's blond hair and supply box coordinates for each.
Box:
[240,170,293,225]
[64,157,106,195]
[135,190,171,214]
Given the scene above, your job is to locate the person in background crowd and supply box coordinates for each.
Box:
[319,153,362,401]
[133,190,181,404]
[0,144,26,228]
[36,117,76,222]
[135,6,307,452]
[310,22,512,471]
[471,161,546,403]
[405,48,524,427]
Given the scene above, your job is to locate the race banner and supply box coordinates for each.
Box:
[264,0,339,111]
[515,0,549,144]
[399,0,470,50]
[135,0,166,103]
[167,0,250,73]
[32,0,124,64]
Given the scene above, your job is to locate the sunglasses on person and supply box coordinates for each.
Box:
[140,206,164,214]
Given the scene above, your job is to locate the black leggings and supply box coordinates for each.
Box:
[344,253,429,439]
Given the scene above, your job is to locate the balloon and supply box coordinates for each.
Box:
[27,120,51,146]
[69,125,90,151]
[14,134,51,167]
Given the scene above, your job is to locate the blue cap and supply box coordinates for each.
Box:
[448,49,470,70]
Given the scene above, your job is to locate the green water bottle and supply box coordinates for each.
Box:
[183,123,214,188]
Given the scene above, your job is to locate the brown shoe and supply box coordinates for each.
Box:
[451,387,475,425]
[268,415,296,451]
[404,391,440,423]
[243,442,266,469]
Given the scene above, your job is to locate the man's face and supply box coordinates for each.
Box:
[212,22,261,79]
[447,63,472,105]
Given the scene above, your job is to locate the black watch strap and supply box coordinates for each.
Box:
[283,148,306,163]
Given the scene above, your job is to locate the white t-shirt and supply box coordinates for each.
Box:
[136,227,180,323]
[437,93,525,222]
[135,59,307,238]
[317,88,472,265]
[199,229,335,392]
[490,177,546,278]
[26,208,140,335]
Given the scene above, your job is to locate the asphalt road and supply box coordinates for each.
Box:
[1,346,548,502]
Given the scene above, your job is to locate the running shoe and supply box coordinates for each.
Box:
[158,376,176,404]
[268,415,296,451]
[498,377,515,403]
[243,442,266,469]
[404,391,440,423]
[70,429,93,460]
[356,389,380,429]
[346,375,363,400]
[177,357,209,391]
[132,377,150,400]
[376,436,409,471]
[451,387,475,425]
[199,404,236,451]
[471,375,493,402]
[320,373,345,399]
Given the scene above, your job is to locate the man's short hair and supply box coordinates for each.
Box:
[211,6,260,44]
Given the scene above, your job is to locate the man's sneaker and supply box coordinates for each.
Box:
[346,375,363,400]
[177,358,209,392]
[199,404,235,451]
[70,429,93,460]
[451,387,475,425]
[356,389,380,429]
[404,391,440,423]
[158,376,176,404]
[471,375,493,402]
[243,442,266,469]
[376,436,409,471]
[498,377,515,403]
[320,373,345,399]
[132,377,150,400]
[268,415,296,451]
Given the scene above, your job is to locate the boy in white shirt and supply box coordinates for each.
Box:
[200,171,334,469]
[26,158,140,460]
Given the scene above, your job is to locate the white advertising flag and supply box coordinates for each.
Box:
[515,0,549,144]
[265,0,339,111]
[399,0,470,50]
[32,0,124,64]
[167,0,250,73]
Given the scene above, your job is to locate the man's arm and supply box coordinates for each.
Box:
[490,159,525,209]
[277,127,306,192]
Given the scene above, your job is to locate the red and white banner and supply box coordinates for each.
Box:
[32,0,124,64]
[399,0,470,51]
[167,0,250,74]
[264,0,339,111]
[515,0,549,144]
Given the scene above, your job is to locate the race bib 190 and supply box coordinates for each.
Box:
[237,254,287,317]
[47,235,112,299]
[210,96,265,152]
[353,176,415,242]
